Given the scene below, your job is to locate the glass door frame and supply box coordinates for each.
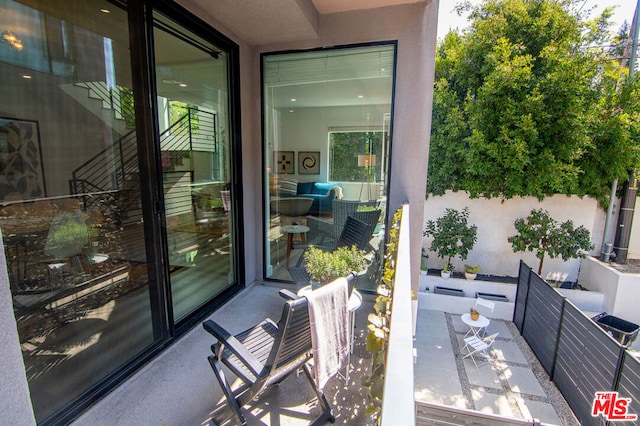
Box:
[129,0,245,338]
[260,41,397,286]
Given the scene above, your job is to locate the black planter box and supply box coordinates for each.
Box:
[434,286,465,297]
[476,292,509,302]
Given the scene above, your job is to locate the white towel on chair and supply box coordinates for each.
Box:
[306,277,349,390]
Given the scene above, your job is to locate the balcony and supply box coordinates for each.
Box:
[73,205,580,425]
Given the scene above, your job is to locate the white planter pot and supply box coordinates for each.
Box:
[465,272,477,281]
[420,270,428,276]
[441,271,451,279]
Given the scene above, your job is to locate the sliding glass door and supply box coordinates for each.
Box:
[153,12,236,322]
[0,1,155,421]
[0,0,241,422]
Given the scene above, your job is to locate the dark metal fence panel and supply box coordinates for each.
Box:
[521,273,564,375]
[514,261,531,332]
[616,353,640,426]
[553,302,623,426]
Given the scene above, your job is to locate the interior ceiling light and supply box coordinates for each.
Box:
[290,98,297,102]
[2,31,23,52]
[100,8,110,13]
[178,83,187,87]
[21,74,32,79]
[357,94,364,99]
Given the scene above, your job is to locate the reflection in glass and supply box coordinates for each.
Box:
[0,1,154,421]
[153,13,235,321]
[262,45,395,290]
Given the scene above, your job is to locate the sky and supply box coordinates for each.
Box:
[437,0,639,40]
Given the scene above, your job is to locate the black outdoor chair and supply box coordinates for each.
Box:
[203,293,335,425]
[288,215,373,285]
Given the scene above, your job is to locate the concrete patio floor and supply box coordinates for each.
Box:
[72,282,584,425]
[72,282,378,426]
[414,308,579,425]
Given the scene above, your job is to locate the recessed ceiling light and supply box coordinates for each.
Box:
[357,94,364,99]
[100,8,110,13]
[290,98,296,102]
[179,83,187,87]
[289,110,294,113]
[22,74,32,79]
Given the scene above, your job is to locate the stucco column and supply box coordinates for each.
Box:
[0,231,37,425]
[388,2,438,297]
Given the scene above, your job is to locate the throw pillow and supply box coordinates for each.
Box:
[279,178,298,196]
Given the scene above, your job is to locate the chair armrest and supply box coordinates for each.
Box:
[278,289,299,300]
[203,319,265,377]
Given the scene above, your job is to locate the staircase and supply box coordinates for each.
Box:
[67,82,217,225]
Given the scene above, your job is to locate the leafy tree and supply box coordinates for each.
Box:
[508,208,594,275]
[423,207,478,271]
[329,131,383,182]
[428,0,640,206]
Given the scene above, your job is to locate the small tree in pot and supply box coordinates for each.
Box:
[508,209,594,276]
[423,207,478,278]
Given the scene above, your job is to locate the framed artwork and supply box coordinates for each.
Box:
[298,151,320,174]
[274,151,294,174]
[0,117,46,202]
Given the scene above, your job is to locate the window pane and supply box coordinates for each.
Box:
[262,44,395,290]
[153,12,235,321]
[0,1,155,421]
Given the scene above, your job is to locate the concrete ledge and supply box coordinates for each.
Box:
[419,275,516,300]
[418,291,514,320]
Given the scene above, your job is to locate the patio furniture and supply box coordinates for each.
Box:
[202,294,336,425]
[306,199,378,247]
[461,332,499,368]
[473,298,495,335]
[461,312,490,338]
[270,197,314,226]
[281,224,309,267]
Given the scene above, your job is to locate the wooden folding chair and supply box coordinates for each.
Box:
[203,295,335,425]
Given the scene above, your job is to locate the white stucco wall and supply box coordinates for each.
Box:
[579,256,640,326]
[423,191,607,283]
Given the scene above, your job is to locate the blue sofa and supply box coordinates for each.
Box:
[279,180,342,215]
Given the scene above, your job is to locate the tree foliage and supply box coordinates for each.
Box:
[428,0,640,206]
[508,208,594,274]
[423,207,478,270]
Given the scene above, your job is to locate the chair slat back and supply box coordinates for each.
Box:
[337,216,372,250]
[475,298,495,317]
[332,199,377,241]
[267,296,312,371]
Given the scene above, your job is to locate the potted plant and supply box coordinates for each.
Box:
[423,207,478,280]
[470,307,480,321]
[303,244,366,288]
[441,262,453,279]
[508,209,594,276]
[44,211,93,259]
[464,264,481,280]
[420,248,429,276]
